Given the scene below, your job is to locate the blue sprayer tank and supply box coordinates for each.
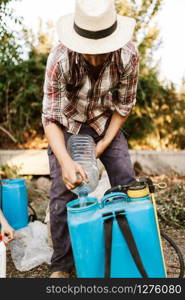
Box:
[0,178,28,230]
[67,182,166,278]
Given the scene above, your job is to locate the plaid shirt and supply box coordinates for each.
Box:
[42,41,139,135]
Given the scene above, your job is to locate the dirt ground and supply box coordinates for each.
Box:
[5,175,185,278]
[5,227,185,278]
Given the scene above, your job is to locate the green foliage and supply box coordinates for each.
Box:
[0,0,24,143]
[116,0,185,149]
[0,164,21,178]
[0,1,48,142]
[125,71,185,149]
[0,0,22,65]
[0,0,185,149]
[0,48,47,139]
[116,0,162,71]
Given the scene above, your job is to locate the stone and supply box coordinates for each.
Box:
[35,177,51,194]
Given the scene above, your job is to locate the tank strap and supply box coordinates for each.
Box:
[115,211,148,278]
[103,211,148,278]
[104,215,113,278]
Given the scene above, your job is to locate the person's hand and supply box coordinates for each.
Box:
[61,158,88,190]
[96,139,109,158]
[1,222,15,245]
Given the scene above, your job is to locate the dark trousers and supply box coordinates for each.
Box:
[48,123,135,273]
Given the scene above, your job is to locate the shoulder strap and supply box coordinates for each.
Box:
[104,214,113,278]
[115,211,148,278]
[103,211,148,278]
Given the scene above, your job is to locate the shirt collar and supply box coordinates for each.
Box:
[68,47,123,76]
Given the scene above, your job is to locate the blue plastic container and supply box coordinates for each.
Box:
[0,178,28,230]
[67,192,166,278]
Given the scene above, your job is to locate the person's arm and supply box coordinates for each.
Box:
[44,123,87,190]
[0,209,14,244]
[96,45,139,158]
[42,46,88,190]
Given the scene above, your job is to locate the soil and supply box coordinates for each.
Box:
[6,251,50,278]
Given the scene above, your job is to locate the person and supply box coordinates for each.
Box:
[0,209,14,244]
[42,0,139,278]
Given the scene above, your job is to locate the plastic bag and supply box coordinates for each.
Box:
[10,221,53,271]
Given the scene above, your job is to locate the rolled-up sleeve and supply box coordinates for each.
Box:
[114,48,139,117]
[42,47,66,128]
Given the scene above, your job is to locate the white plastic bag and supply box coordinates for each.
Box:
[10,221,53,271]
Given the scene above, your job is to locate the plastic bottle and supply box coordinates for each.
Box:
[67,134,99,198]
[0,234,6,278]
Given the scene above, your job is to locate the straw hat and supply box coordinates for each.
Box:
[56,0,136,54]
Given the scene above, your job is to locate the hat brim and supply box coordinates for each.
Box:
[56,14,136,54]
